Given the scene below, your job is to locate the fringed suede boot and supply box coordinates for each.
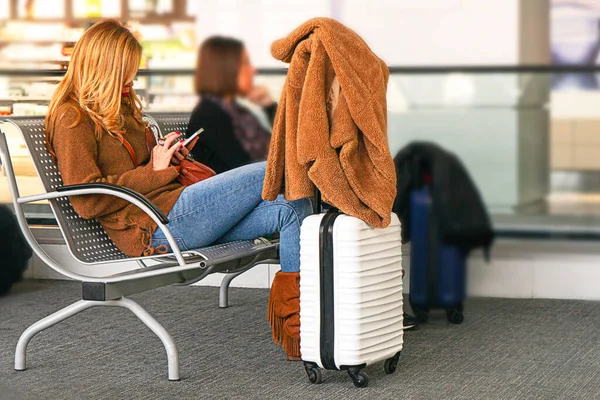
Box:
[267,271,301,361]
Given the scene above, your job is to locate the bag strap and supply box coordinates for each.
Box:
[116,125,158,167]
[145,125,158,148]
[116,134,138,167]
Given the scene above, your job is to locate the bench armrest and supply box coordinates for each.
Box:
[17,185,185,267]
[56,183,168,224]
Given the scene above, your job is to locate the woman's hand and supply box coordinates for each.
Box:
[152,131,183,171]
[246,85,274,107]
[170,134,199,166]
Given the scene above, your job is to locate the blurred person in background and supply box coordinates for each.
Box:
[187,36,276,174]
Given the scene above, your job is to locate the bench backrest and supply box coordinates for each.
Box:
[151,113,191,138]
[3,112,191,264]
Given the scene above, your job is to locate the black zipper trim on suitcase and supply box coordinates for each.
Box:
[427,199,439,306]
[319,210,340,370]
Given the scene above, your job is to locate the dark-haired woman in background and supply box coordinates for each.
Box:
[187,36,276,174]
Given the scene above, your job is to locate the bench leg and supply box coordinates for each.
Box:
[114,297,180,381]
[15,297,180,381]
[219,271,245,308]
[15,300,95,371]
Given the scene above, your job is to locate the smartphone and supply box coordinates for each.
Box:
[181,128,204,147]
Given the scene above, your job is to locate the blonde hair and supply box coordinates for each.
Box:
[45,19,144,156]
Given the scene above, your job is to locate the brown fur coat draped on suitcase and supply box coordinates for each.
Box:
[262,18,396,228]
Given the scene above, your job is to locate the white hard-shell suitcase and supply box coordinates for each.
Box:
[299,210,404,388]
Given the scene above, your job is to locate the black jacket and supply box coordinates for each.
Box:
[187,98,277,174]
[393,142,494,256]
[0,205,32,296]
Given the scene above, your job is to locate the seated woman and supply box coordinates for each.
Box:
[187,36,275,174]
[44,19,310,361]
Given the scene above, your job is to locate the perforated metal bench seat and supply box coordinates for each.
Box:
[0,113,280,381]
[80,237,278,303]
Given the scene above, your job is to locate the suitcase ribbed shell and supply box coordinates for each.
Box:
[300,213,404,369]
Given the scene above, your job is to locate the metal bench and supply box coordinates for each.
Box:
[0,113,279,381]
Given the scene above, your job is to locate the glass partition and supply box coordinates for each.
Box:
[2,66,600,237]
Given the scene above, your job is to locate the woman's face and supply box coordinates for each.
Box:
[122,81,134,97]
[237,49,255,96]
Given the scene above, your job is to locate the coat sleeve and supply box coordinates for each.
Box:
[52,108,179,219]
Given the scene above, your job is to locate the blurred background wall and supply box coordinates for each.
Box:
[1,0,600,299]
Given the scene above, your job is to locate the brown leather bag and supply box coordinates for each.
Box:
[174,159,216,186]
[118,126,216,186]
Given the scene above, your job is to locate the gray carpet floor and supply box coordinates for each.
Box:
[0,280,598,400]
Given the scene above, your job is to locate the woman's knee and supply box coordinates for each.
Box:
[291,198,313,221]
[275,197,313,227]
[211,161,266,186]
[241,161,266,180]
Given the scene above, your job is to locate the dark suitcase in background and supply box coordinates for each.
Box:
[408,187,466,324]
[0,205,32,296]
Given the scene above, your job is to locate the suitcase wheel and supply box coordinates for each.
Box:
[446,306,464,324]
[384,351,402,374]
[347,368,369,388]
[304,362,322,385]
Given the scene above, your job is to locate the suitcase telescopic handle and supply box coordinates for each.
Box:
[314,187,339,214]
[314,187,322,214]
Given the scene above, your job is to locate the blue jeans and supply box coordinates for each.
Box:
[151,161,313,272]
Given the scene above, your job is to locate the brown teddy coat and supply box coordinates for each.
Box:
[262,18,396,228]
